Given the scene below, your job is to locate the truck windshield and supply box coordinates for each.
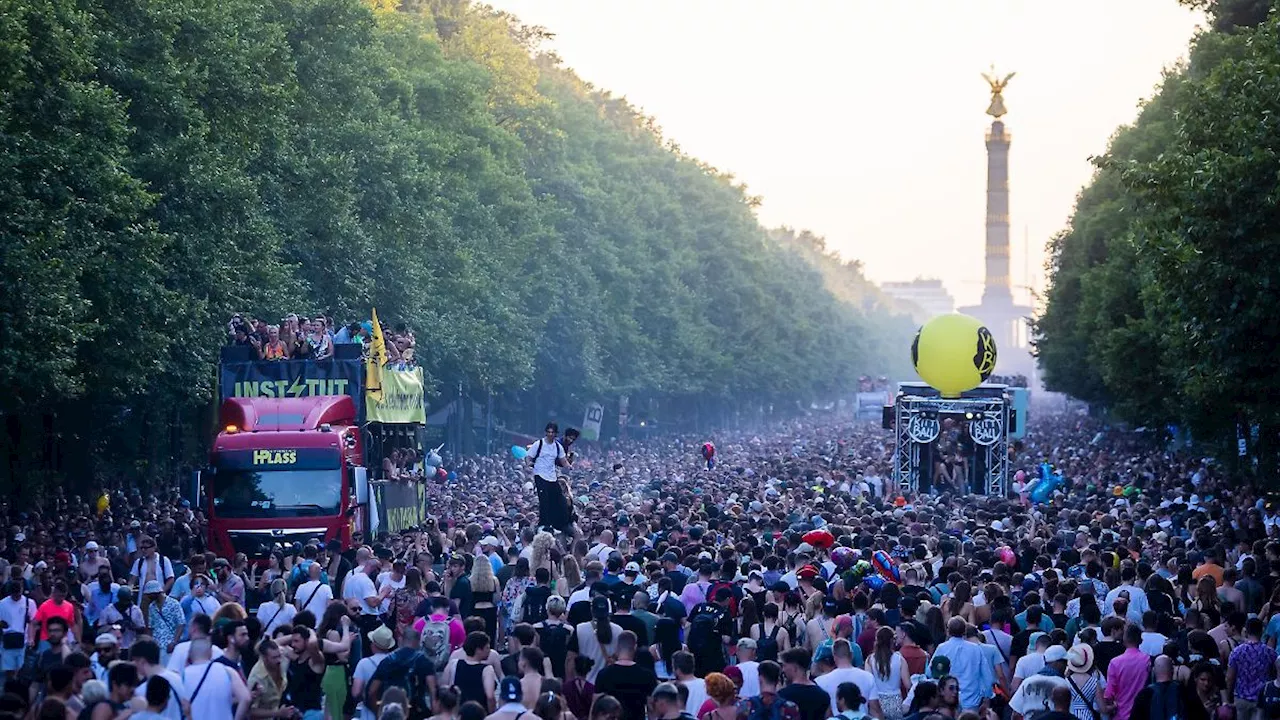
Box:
[211,469,342,518]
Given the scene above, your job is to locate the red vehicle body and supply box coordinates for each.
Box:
[204,395,370,560]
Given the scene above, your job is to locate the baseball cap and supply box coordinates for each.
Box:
[84,541,100,551]
[929,654,951,677]
[624,562,641,575]
[499,675,522,703]
[796,565,819,581]
[480,536,500,547]
[814,643,834,663]
[1044,645,1068,663]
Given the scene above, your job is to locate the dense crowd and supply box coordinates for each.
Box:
[3,407,1280,720]
[226,313,417,368]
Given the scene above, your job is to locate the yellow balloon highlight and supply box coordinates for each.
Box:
[911,313,998,397]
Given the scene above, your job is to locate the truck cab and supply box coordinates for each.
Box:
[205,395,368,558]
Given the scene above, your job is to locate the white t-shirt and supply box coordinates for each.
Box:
[817,667,876,715]
[181,661,236,720]
[572,621,622,683]
[187,595,220,618]
[1140,632,1169,657]
[166,642,224,673]
[1013,652,1045,680]
[256,602,297,637]
[354,653,388,720]
[1008,674,1070,718]
[587,544,616,564]
[737,660,761,699]
[294,580,333,618]
[682,677,707,716]
[526,439,565,480]
[135,670,186,720]
[0,596,36,637]
[376,573,405,614]
[343,572,380,616]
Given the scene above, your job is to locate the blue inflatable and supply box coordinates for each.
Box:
[511,445,528,459]
[1029,462,1063,503]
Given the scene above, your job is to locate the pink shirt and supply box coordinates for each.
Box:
[1104,647,1151,720]
[34,599,75,641]
[414,613,465,650]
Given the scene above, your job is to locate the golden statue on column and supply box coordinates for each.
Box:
[982,66,1016,118]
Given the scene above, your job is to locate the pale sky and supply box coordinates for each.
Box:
[485,1,1203,308]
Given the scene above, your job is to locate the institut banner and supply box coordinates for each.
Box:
[366,366,426,424]
[220,358,364,417]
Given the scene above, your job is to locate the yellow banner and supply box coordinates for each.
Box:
[367,366,426,424]
[367,308,387,403]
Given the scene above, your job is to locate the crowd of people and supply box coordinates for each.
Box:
[3,406,1280,720]
[226,313,417,369]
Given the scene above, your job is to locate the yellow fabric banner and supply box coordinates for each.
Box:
[367,366,426,424]
[366,308,387,403]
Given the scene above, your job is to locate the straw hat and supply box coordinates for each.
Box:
[1067,644,1095,674]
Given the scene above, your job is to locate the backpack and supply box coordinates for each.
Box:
[687,604,725,657]
[739,695,799,720]
[708,581,738,617]
[757,623,782,663]
[420,617,451,672]
[521,586,550,625]
[538,622,571,678]
[365,650,413,709]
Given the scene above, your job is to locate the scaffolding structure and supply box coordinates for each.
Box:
[891,383,1010,496]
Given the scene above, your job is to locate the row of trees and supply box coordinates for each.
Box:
[0,0,913,492]
[1035,0,1280,468]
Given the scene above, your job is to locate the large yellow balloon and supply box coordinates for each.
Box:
[911,313,997,396]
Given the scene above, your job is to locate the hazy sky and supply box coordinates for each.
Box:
[485,1,1203,307]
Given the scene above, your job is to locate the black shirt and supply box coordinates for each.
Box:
[593,662,658,720]
[611,613,650,646]
[450,575,473,618]
[665,568,689,595]
[778,683,832,720]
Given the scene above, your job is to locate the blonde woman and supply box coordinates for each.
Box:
[531,532,557,578]
[470,555,500,640]
[256,579,296,636]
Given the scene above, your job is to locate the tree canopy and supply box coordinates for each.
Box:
[0,0,913,491]
[1037,2,1280,468]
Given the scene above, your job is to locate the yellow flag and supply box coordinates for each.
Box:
[367,308,387,404]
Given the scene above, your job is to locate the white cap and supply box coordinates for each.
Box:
[698,551,713,561]
[12,533,24,543]
[480,536,500,547]
[84,541,100,551]
[1043,646,1068,663]
[625,562,641,574]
